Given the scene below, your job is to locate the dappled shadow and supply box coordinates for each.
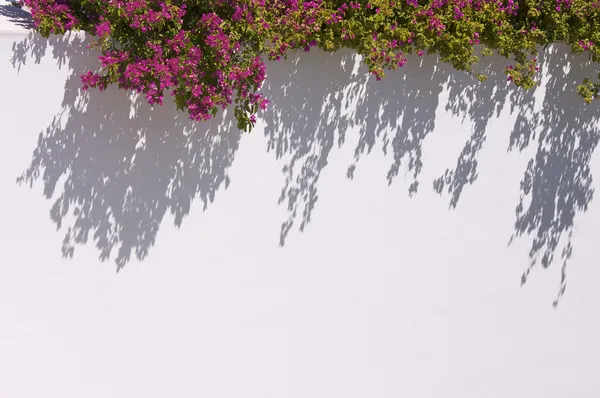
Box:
[264,50,521,244]
[263,46,600,305]
[11,31,600,303]
[433,60,530,207]
[508,47,600,306]
[0,4,33,30]
[262,51,356,244]
[263,51,452,245]
[14,32,240,270]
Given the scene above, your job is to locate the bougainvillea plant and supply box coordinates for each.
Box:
[22,0,600,131]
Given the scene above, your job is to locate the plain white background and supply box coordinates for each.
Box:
[2,9,600,397]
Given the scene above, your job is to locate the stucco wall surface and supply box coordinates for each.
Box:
[2,7,600,398]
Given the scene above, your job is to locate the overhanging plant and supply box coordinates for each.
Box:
[23,0,600,131]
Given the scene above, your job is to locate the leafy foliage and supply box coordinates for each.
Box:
[24,0,600,130]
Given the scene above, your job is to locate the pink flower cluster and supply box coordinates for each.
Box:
[580,39,595,51]
[26,0,272,127]
[21,0,600,126]
[24,0,78,33]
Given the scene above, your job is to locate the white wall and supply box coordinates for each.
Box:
[2,8,600,398]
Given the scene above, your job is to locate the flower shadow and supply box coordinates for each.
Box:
[262,50,451,245]
[262,49,519,245]
[14,32,240,270]
[0,4,34,30]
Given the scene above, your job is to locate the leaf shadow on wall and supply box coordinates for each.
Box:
[508,49,600,306]
[262,49,530,244]
[0,4,34,30]
[12,32,600,304]
[14,33,240,270]
[262,47,600,305]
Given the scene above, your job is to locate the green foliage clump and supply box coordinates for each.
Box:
[23,0,600,128]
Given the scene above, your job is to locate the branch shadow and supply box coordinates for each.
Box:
[11,31,600,303]
[433,60,530,207]
[14,32,240,270]
[263,50,521,244]
[508,47,600,306]
[0,4,33,30]
[263,46,600,305]
[263,50,454,245]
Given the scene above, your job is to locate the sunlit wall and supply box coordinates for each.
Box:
[2,10,600,398]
